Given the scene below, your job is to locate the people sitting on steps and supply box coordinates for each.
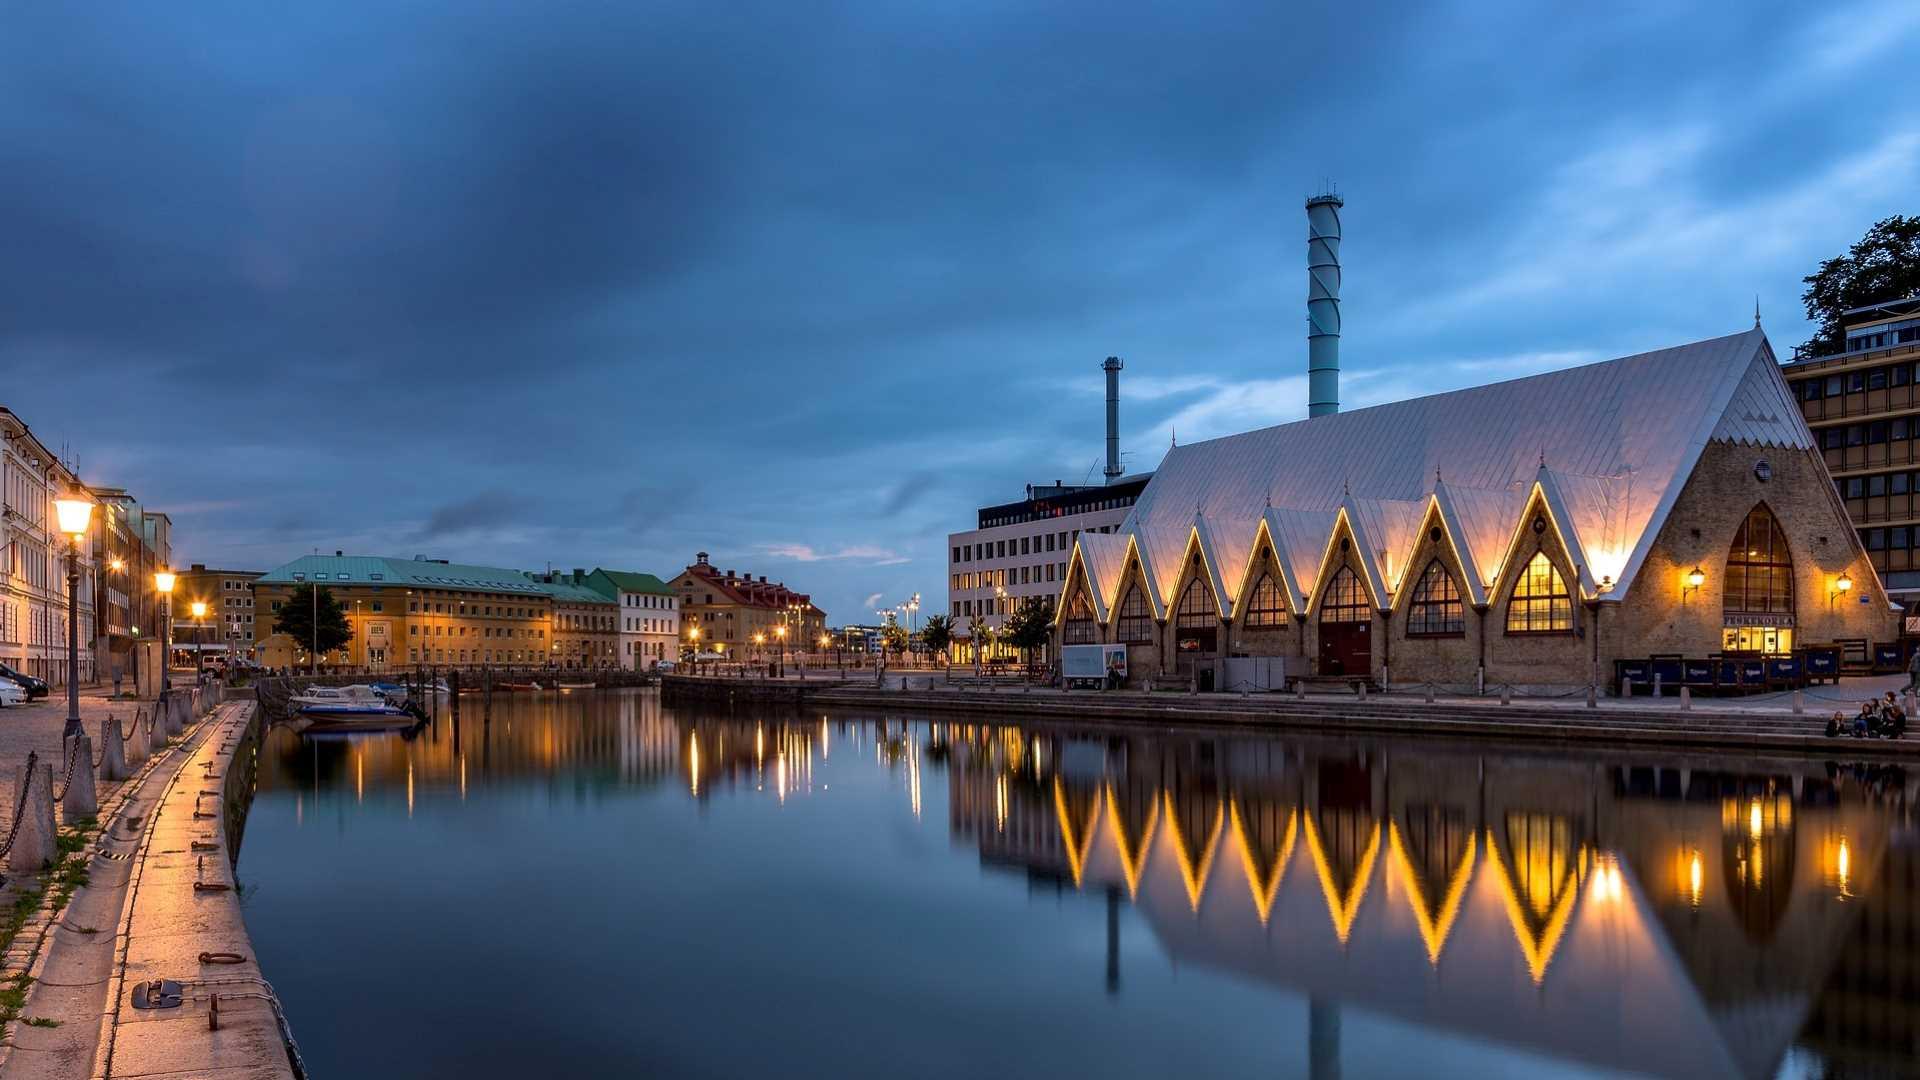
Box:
[1827,696,1909,739]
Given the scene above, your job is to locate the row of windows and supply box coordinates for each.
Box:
[1835,468,1920,499]
[980,495,1137,529]
[410,624,546,639]
[409,649,539,664]
[1060,507,1804,647]
[624,593,674,609]
[1816,416,1920,448]
[1795,355,1920,400]
[953,563,1070,591]
[954,527,1117,566]
[1846,316,1920,354]
[1065,552,1573,640]
[1862,527,1919,551]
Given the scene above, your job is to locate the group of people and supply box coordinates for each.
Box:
[1827,691,1910,739]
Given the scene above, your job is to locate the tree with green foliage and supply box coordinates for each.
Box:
[1004,596,1055,668]
[881,620,908,662]
[920,614,953,666]
[968,615,995,670]
[1800,215,1920,357]
[271,583,352,662]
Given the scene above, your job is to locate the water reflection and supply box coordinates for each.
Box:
[255,692,1918,1079]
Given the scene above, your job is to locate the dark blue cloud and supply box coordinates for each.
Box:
[3,0,1914,619]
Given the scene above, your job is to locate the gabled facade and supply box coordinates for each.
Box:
[585,569,679,670]
[1054,329,1896,689]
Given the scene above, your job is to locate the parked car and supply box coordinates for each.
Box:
[0,664,48,700]
[652,660,676,674]
[0,678,27,708]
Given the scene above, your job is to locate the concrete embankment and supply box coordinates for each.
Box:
[661,674,1915,757]
[0,698,297,1080]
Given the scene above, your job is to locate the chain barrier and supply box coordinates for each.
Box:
[122,708,142,743]
[52,736,80,803]
[0,751,39,862]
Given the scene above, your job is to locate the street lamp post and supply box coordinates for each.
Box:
[774,624,787,678]
[190,601,208,683]
[53,489,94,742]
[154,570,175,692]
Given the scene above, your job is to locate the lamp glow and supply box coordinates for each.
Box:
[154,571,176,594]
[190,601,207,619]
[1686,566,1705,589]
[1836,573,1853,593]
[54,489,93,538]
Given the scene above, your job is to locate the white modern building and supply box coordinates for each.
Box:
[947,477,1151,660]
[945,356,1155,662]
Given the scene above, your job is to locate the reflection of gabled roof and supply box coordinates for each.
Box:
[1067,329,1849,618]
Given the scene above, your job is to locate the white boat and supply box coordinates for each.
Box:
[291,684,413,717]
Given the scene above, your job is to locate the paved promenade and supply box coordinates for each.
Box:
[0,688,295,1080]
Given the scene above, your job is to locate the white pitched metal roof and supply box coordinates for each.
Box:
[1075,532,1129,621]
[1093,328,1800,611]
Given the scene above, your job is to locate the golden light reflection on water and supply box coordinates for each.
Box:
[264,697,1900,1022]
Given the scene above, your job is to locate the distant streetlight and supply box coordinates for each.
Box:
[53,488,94,741]
[190,600,208,682]
[154,569,175,690]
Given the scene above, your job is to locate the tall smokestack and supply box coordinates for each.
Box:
[1306,192,1343,418]
[1102,356,1124,483]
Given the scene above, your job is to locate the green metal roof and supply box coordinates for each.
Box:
[584,569,672,599]
[531,573,615,606]
[256,555,550,595]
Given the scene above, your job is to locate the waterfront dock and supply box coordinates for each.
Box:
[662,671,1920,756]
[0,692,295,1080]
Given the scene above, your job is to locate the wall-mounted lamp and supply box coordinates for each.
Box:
[1830,572,1854,607]
[1682,566,1705,600]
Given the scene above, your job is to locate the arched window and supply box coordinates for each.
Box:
[1175,576,1217,627]
[1064,588,1097,645]
[1506,552,1572,633]
[1244,573,1287,627]
[1117,585,1154,644]
[1723,504,1794,653]
[1319,566,1371,624]
[1406,560,1464,636]
[1175,575,1219,653]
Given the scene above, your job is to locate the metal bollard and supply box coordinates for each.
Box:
[1295,679,1306,701]
[1425,683,1435,704]
[1586,684,1597,708]
[100,716,129,781]
[1680,686,1691,711]
[62,735,97,819]
[1652,673,1662,698]
[1357,681,1367,701]
[1792,690,1805,716]
[1499,685,1511,706]
[1622,677,1633,699]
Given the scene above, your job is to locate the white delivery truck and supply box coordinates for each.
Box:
[1062,643,1128,690]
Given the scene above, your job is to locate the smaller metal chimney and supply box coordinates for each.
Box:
[1103,356,1124,483]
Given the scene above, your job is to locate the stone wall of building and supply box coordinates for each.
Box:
[1056,441,1896,692]
[1602,442,1895,660]
[1383,508,1484,688]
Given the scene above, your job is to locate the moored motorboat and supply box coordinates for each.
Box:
[291,684,420,718]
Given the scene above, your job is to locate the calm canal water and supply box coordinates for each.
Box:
[237,688,1915,1078]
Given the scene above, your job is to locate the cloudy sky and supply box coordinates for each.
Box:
[4,1,1916,621]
